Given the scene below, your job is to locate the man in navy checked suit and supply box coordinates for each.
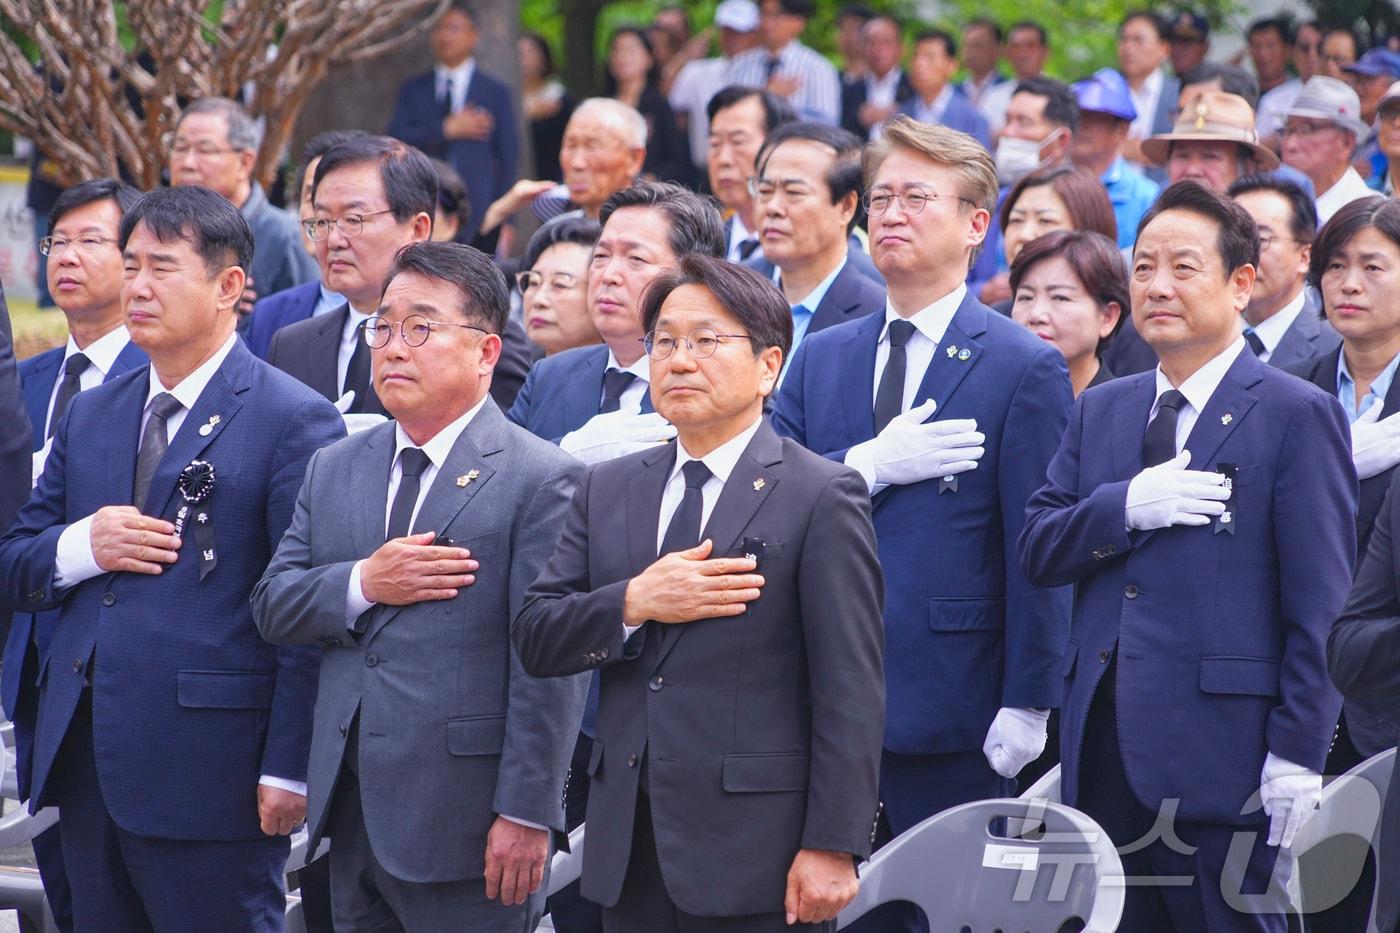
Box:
[773,116,1072,933]
[1019,181,1357,931]
[0,186,344,931]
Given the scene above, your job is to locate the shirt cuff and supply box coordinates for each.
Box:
[258,775,308,797]
[54,515,103,590]
[500,814,548,832]
[346,560,376,622]
[623,623,643,641]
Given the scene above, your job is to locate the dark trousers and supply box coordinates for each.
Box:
[549,731,603,933]
[601,790,831,933]
[12,638,73,932]
[31,826,72,932]
[51,694,288,933]
[844,747,1009,933]
[1076,665,1288,932]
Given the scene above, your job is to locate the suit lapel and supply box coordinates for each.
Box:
[142,343,252,516]
[654,424,783,670]
[22,349,60,445]
[627,443,675,576]
[1111,375,1156,479]
[909,296,988,412]
[564,347,610,431]
[1379,355,1400,420]
[840,313,884,443]
[809,263,858,333]
[108,340,147,379]
[310,306,348,401]
[1182,351,1262,471]
[353,423,397,555]
[99,371,148,504]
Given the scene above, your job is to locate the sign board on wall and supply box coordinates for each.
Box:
[0,166,38,301]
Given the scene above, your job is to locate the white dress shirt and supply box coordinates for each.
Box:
[1150,337,1247,454]
[434,58,476,114]
[49,334,302,794]
[1246,289,1306,363]
[909,85,955,127]
[603,349,651,414]
[337,307,374,399]
[725,213,758,264]
[43,326,131,433]
[622,416,765,640]
[1127,68,1164,140]
[1315,168,1374,226]
[863,67,904,139]
[977,79,1017,136]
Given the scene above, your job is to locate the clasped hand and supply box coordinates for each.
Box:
[1124,450,1230,531]
[359,531,478,605]
[90,506,181,575]
[622,539,764,627]
[1350,401,1400,480]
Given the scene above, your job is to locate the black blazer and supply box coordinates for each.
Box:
[0,285,31,635]
[1328,466,1400,932]
[512,421,885,917]
[265,303,531,414]
[807,258,887,336]
[840,70,915,137]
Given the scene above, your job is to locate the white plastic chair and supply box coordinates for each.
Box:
[546,825,586,897]
[836,797,1124,932]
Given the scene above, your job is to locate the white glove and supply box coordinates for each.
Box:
[982,707,1050,779]
[848,399,984,487]
[1260,752,1322,848]
[31,438,52,488]
[1350,400,1400,480]
[1124,450,1231,531]
[333,391,388,434]
[560,411,677,465]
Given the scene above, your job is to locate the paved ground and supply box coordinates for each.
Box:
[0,797,37,931]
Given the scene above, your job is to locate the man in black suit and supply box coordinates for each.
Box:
[841,16,914,138]
[514,254,885,931]
[0,282,31,546]
[748,122,885,371]
[706,86,795,264]
[266,135,528,420]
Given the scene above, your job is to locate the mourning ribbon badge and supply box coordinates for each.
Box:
[175,460,218,579]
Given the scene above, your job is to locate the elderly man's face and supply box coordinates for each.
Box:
[169,112,254,204]
[1167,140,1244,193]
[561,111,645,216]
[122,221,243,361]
[1281,118,1354,183]
[708,96,767,213]
[754,139,854,269]
[1380,101,1400,161]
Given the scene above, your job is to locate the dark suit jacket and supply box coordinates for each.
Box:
[0,289,31,540]
[245,280,321,361]
[841,70,915,137]
[805,258,886,338]
[898,88,992,150]
[746,238,884,288]
[19,340,149,452]
[267,302,531,415]
[0,340,345,839]
[512,421,885,916]
[1266,289,1340,370]
[1327,467,1400,931]
[387,68,519,240]
[1019,349,1357,824]
[506,343,653,443]
[773,292,1074,754]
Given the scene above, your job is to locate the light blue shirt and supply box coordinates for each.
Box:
[1338,350,1400,423]
[1101,156,1160,251]
[313,283,346,317]
[781,257,847,356]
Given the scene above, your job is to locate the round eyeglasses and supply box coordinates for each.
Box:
[363,314,490,349]
[641,327,751,360]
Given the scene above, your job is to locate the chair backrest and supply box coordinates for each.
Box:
[1286,747,1395,928]
[837,797,1124,932]
[1019,764,1062,804]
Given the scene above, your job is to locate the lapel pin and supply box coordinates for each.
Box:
[456,469,481,488]
[753,477,766,491]
[958,348,971,361]
[198,415,220,437]
[1221,413,1233,425]
[946,345,958,358]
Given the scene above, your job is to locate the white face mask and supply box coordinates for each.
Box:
[994,127,1066,187]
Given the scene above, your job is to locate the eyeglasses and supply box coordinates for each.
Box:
[863,188,975,216]
[641,327,751,360]
[1280,121,1336,139]
[516,270,581,294]
[363,314,489,349]
[304,210,396,241]
[1258,233,1304,252]
[39,235,118,257]
[164,134,240,158]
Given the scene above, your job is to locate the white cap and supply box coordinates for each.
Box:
[715,0,760,33]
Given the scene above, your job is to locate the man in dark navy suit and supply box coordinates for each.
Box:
[0,186,345,931]
[773,115,1072,933]
[1019,181,1357,931]
[387,0,518,242]
[8,179,146,932]
[747,122,885,370]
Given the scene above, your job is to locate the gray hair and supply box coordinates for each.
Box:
[572,98,648,150]
[179,97,263,153]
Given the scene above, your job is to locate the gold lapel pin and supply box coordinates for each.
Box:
[1221,413,1233,425]
[753,478,766,491]
[456,469,480,487]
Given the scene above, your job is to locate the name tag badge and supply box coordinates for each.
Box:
[1213,463,1237,536]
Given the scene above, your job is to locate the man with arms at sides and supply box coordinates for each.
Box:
[168,97,318,326]
[1227,174,1337,368]
[253,241,584,931]
[747,122,884,365]
[8,177,145,932]
[245,129,365,361]
[773,116,1072,933]
[513,254,884,932]
[0,186,345,931]
[1018,181,1356,932]
[706,86,796,265]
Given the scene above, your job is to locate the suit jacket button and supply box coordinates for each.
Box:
[72,659,82,672]
[365,653,379,667]
[1106,545,1117,555]
[649,676,664,692]
[1098,649,1110,664]
[1124,585,1138,599]
[101,592,116,607]
[627,753,638,767]
[599,648,610,660]
[339,724,347,737]
[27,590,43,601]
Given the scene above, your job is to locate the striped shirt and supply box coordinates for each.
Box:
[726,42,840,126]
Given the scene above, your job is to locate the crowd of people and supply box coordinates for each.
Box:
[2,1,1400,932]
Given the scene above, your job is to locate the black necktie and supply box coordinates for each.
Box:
[660,460,712,557]
[133,392,183,511]
[1143,389,1187,468]
[345,321,371,414]
[737,238,760,261]
[1244,328,1266,357]
[873,320,916,433]
[439,76,454,116]
[765,56,782,80]
[48,352,90,438]
[600,369,636,414]
[386,447,432,541]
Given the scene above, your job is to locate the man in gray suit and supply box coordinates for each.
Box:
[253,241,587,931]
[514,254,886,931]
[1229,174,1340,367]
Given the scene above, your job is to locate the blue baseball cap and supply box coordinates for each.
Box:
[1071,68,1138,123]
[1343,49,1400,79]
